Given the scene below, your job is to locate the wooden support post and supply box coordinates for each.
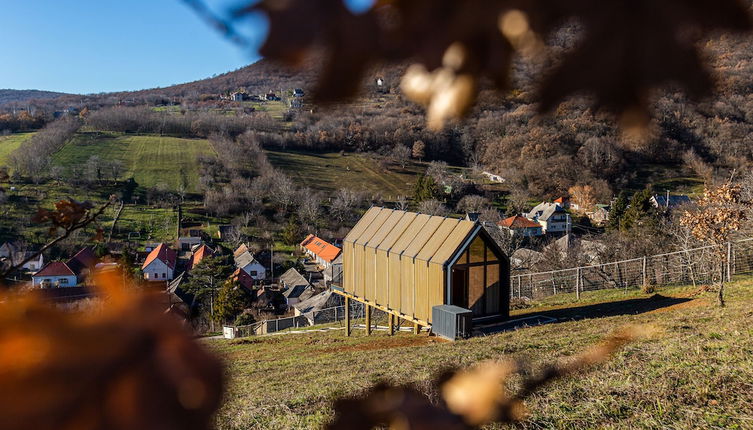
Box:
[413,322,420,335]
[575,268,581,301]
[344,297,351,337]
[388,313,394,336]
[642,256,648,287]
[365,304,372,335]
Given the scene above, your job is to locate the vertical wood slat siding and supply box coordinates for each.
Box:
[342,208,510,326]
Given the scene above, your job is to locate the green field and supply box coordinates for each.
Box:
[209,279,753,429]
[53,132,215,192]
[267,150,428,198]
[0,132,34,166]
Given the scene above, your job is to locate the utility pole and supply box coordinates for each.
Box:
[209,275,215,333]
[270,242,274,280]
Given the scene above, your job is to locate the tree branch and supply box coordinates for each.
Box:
[0,197,115,281]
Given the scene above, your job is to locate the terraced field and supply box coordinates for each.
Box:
[0,132,34,166]
[53,132,216,192]
[267,150,427,198]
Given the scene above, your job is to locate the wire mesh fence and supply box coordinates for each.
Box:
[232,300,369,337]
[511,238,753,300]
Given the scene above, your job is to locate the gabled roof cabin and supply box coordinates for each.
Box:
[341,207,510,327]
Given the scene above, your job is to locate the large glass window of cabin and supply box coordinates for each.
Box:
[451,236,502,316]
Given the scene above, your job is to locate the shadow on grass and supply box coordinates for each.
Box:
[476,294,693,335]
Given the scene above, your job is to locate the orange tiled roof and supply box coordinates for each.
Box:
[302,235,341,263]
[499,216,542,229]
[187,245,213,271]
[142,244,177,270]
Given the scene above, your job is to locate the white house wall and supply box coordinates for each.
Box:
[143,260,174,281]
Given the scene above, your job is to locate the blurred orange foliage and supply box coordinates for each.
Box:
[0,272,224,430]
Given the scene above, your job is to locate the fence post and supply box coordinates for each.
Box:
[642,256,647,287]
[518,276,522,299]
[365,304,372,335]
[575,268,581,301]
[727,242,733,282]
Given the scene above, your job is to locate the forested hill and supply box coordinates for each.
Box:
[0,89,71,106]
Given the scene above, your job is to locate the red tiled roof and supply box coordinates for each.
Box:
[231,268,255,291]
[302,235,341,263]
[554,197,567,204]
[187,245,213,271]
[142,244,177,270]
[33,262,75,277]
[67,247,98,276]
[498,216,542,229]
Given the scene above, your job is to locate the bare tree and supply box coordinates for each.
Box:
[394,195,409,211]
[417,199,449,216]
[456,195,490,213]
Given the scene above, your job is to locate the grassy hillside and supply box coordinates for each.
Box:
[209,279,753,429]
[0,132,34,166]
[53,132,216,192]
[268,150,428,197]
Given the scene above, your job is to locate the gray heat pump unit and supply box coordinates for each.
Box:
[432,305,473,341]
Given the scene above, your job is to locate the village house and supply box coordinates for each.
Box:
[230,268,256,292]
[546,234,606,264]
[650,193,692,210]
[230,91,247,102]
[32,262,78,288]
[279,268,314,306]
[66,247,98,284]
[293,88,304,97]
[587,204,611,226]
[187,244,213,271]
[481,171,505,183]
[498,216,544,237]
[217,225,237,241]
[525,202,571,235]
[324,254,343,282]
[293,290,344,325]
[31,247,98,288]
[141,243,177,282]
[176,236,202,252]
[0,242,44,272]
[300,234,342,270]
[234,245,266,280]
[339,207,511,338]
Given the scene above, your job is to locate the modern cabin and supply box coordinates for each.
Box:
[339,207,510,332]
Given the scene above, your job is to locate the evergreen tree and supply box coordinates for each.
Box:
[413,174,440,203]
[182,255,235,331]
[606,191,629,231]
[282,217,302,246]
[214,280,249,325]
[621,187,657,231]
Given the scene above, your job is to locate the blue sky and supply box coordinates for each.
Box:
[0,1,264,94]
[0,0,375,94]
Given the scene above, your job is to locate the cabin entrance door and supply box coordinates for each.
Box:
[451,267,468,308]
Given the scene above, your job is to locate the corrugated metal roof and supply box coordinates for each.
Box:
[345,208,476,265]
